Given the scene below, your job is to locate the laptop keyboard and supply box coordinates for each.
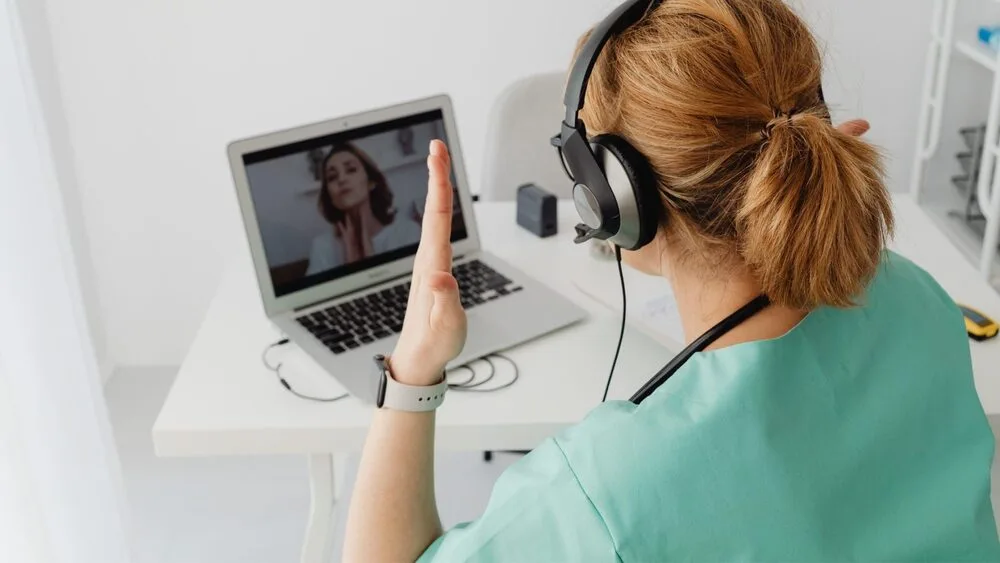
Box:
[297,260,523,355]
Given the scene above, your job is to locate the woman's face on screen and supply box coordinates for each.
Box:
[325,151,373,211]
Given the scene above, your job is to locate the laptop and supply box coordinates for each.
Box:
[228,94,587,403]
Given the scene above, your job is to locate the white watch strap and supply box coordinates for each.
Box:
[381,373,448,412]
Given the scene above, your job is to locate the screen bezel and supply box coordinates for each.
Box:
[227,94,480,317]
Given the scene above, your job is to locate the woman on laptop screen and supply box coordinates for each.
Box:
[306,142,421,274]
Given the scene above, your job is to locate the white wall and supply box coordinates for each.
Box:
[801,0,999,205]
[2,1,131,558]
[15,0,110,381]
[42,0,954,366]
[797,0,931,182]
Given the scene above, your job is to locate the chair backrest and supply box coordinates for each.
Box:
[480,72,574,201]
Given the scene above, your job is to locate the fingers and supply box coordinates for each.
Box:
[336,219,356,239]
[424,271,465,331]
[425,271,459,305]
[416,140,454,273]
[837,119,870,138]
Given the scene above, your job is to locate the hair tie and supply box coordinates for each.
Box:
[762,107,800,138]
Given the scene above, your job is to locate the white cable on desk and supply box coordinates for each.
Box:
[261,339,350,403]
[261,339,520,404]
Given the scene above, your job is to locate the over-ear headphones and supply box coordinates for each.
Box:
[554,0,841,404]
[554,0,828,252]
[552,0,665,251]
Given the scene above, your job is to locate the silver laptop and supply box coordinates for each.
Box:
[228,94,586,403]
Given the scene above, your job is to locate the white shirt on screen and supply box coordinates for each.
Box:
[305,218,421,276]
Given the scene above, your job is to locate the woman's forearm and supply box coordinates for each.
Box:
[343,141,460,561]
[342,410,442,562]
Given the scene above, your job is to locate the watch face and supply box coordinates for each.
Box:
[372,354,388,408]
[376,372,387,408]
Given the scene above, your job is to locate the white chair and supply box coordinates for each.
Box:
[480,72,575,201]
[480,73,573,464]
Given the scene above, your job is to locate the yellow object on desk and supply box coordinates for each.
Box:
[959,304,999,342]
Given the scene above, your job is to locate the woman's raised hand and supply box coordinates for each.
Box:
[389,141,467,385]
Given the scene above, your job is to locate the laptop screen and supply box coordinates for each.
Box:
[242,110,469,298]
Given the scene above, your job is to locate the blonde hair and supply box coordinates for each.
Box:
[577,0,893,309]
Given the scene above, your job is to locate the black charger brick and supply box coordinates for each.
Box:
[516,183,558,238]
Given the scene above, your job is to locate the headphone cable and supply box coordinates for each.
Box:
[602,245,627,402]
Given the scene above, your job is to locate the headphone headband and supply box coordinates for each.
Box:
[563,0,662,127]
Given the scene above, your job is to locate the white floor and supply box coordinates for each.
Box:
[108,367,1000,563]
[105,367,518,563]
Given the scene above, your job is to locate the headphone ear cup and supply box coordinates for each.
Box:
[589,134,662,250]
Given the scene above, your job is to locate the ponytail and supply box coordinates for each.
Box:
[738,111,893,309]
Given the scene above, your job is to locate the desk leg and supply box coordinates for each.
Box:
[333,453,348,500]
[301,454,335,563]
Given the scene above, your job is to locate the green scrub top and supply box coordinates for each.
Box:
[419,252,1000,562]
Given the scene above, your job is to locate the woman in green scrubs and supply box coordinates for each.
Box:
[342,0,1000,560]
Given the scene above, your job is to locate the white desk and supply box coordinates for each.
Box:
[153,195,1000,563]
[153,201,673,562]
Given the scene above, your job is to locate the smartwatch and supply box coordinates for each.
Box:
[372,354,448,412]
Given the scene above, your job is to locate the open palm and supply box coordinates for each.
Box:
[389,140,468,386]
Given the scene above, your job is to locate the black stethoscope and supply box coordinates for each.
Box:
[629,293,771,404]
